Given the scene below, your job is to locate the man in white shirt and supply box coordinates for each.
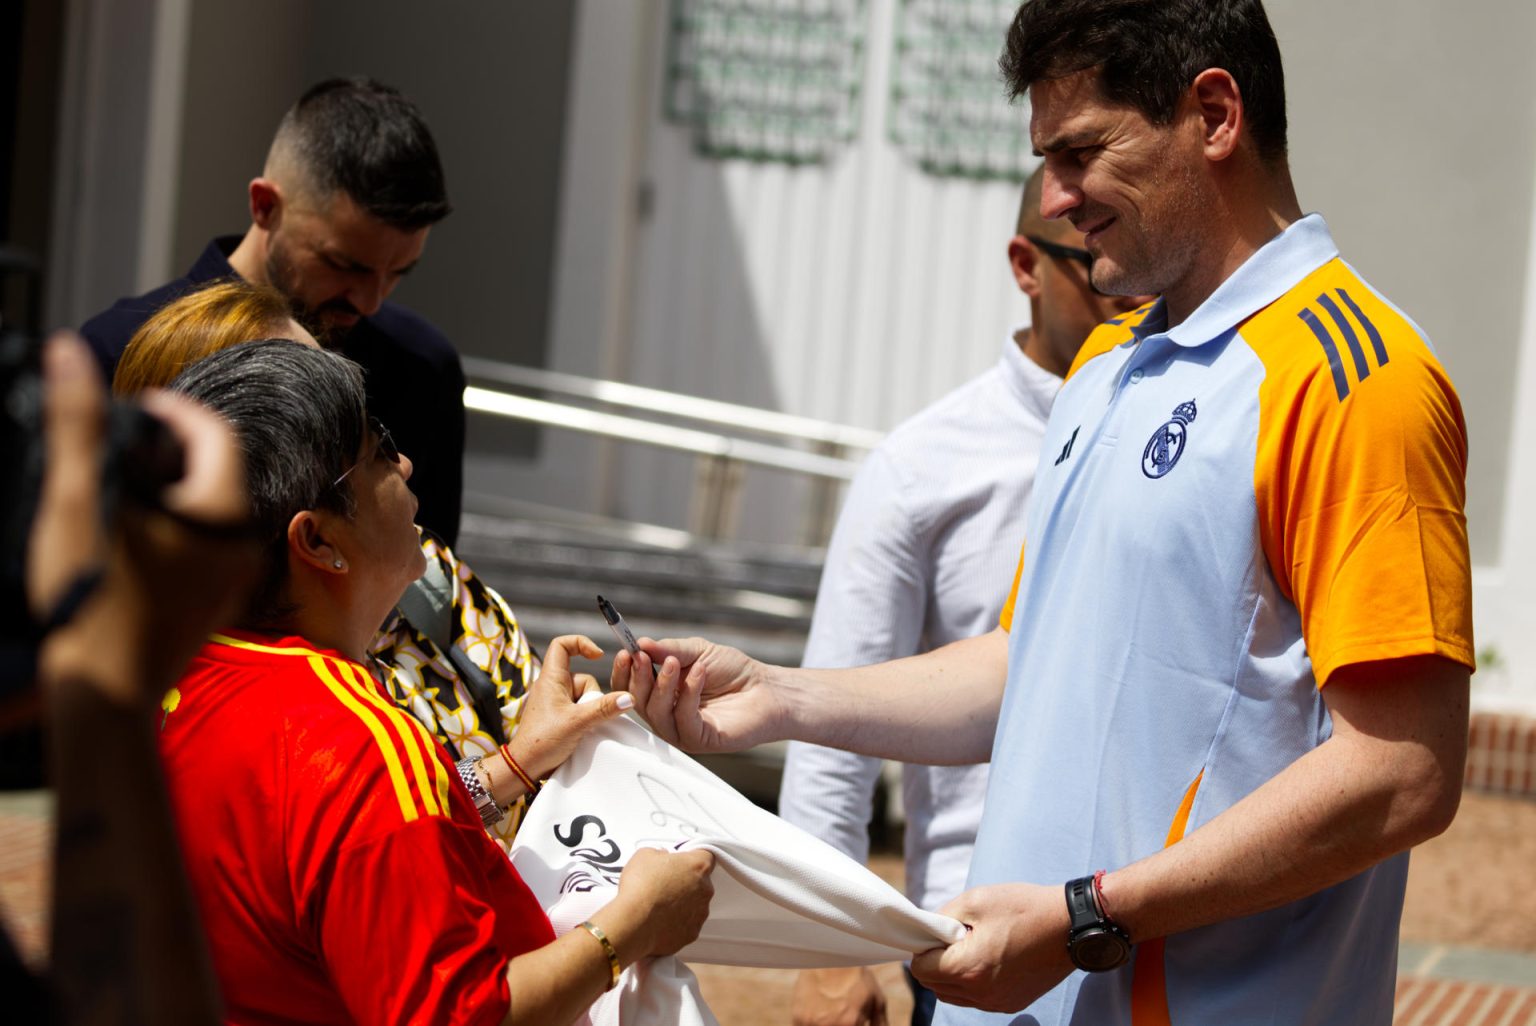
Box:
[778,168,1151,1026]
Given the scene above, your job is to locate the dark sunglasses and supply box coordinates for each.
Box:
[331,416,401,488]
[1026,234,1110,297]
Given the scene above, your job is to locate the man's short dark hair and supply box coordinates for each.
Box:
[1000,0,1288,164]
[1016,165,1046,236]
[275,76,452,230]
[170,340,368,627]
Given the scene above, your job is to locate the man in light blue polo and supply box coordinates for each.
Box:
[612,1,1474,1023]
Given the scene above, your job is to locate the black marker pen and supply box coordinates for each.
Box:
[597,595,659,677]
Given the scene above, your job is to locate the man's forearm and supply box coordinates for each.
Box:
[774,628,1010,765]
[1102,657,1468,943]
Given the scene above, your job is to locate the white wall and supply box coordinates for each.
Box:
[518,0,1035,541]
[1269,0,1536,572]
[1475,153,1536,715]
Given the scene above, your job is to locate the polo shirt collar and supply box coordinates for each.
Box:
[1141,213,1339,348]
[1000,327,1063,423]
[188,235,244,284]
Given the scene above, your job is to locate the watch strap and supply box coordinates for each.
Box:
[1064,873,1132,972]
[1065,875,1100,928]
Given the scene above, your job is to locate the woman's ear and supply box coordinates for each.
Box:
[288,510,347,574]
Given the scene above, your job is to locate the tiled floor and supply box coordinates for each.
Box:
[0,790,50,971]
[1394,976,1536,1026]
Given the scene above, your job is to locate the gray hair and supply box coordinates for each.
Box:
[170,339,367,627]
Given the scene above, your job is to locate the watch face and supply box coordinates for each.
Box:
[1072,928,1131,972]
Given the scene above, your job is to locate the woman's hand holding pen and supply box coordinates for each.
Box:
[609,637,786,753]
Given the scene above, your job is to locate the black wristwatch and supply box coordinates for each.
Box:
[1064,875,1132,972]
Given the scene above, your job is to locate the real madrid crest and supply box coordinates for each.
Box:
[1142,399,1197,479]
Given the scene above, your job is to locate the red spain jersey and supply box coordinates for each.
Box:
[159,630,555,1025]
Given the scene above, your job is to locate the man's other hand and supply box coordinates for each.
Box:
[911,883,1074,1013]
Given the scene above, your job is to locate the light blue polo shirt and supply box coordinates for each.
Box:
[936,215,1474,1026]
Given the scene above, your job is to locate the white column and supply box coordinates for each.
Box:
[46,0,190,328]
[491,0,658,516]
[1477,153,1536,715]
[134,0,191,292]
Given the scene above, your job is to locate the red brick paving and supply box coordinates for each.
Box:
[0,805,49,970]
[1395,976,1536,1026]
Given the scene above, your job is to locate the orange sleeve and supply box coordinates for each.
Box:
[999,539,1027,631]
[1249,271,1474,685]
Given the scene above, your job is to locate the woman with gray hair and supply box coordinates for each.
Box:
[158,339,714,1026]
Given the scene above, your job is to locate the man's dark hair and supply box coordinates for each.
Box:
[170,340,368,627]
[275,76,452,229]
[1000,0,1288,164]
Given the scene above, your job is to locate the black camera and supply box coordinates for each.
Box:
[1,328,185,698]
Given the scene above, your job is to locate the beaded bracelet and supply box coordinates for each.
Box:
[498,744,541,797]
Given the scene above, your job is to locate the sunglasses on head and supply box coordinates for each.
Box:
[331,415,400,489]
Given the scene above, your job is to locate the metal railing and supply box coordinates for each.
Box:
[462,364,880,544]
[461,357,884,451]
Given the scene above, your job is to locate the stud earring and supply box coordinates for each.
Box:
[333,559,344,570]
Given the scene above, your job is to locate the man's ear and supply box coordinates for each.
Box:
[288,510,346,574]
[1190,68,1242,162]
[249,177,284,230]
[1008,235,1043,299]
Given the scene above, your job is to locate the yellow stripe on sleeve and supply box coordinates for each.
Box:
[308,656,421,824]
[337,661,451,819]
[379,663,456,815]
[215,632,454,818]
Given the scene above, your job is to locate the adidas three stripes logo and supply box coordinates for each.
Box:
[1297,288,1390,401]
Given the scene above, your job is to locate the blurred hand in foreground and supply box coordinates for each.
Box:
[30,331,260,704]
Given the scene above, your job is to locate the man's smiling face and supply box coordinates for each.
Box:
[1030,68,1210,302]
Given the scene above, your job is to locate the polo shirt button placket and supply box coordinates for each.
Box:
[1129,368,1145,384]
